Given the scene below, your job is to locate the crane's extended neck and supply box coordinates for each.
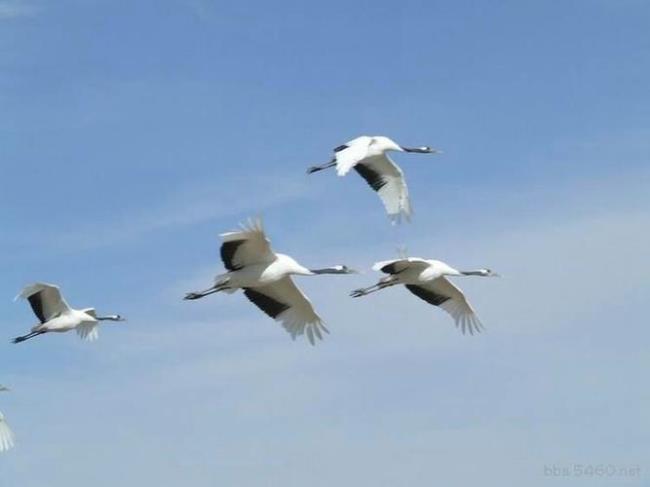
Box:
[460,269,499,277]
[309,265,355,275]
[97,314,125,321]
[401,146,440,154]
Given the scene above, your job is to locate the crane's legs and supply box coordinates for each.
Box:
[306,160,336,174]
[12,331,46,344]
[350,277,399,298]
[184,284,227,300]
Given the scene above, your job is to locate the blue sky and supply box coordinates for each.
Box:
[1,0,649,485]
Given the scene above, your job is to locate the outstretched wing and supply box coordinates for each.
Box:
[354,154,411,223]
[16,282,71,323]
[372,258,430,275]
[0,412,15,452]
[405,277,484,335]
[242,277,328,345]
[76,323,100,342]
[334,136,372,176]
[219,218,276,271]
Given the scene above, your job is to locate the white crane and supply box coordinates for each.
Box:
[307,136,440,223]
[13,283,125,344]
[184,218,355,345]
[350,258,499,335]
[0,386,14,452]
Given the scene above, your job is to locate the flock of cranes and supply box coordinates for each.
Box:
[1,135,498,452]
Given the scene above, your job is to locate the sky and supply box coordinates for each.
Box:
[1,0,649,485]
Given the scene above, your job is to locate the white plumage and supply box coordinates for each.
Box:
[0,386,14,452]
[307,135,439,223]
[13,283,124,344]
[184,218,355,345]
[352,258,499,335]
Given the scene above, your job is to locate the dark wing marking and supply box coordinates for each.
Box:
[220,240,246,271]
[243,288,290,319]
[354,163,387,192]
[405,285,451,307]
[333,144,348,153]
[27,293,46,323]
[380,263,401,274]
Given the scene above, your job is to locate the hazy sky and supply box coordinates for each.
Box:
[1,1,649,485]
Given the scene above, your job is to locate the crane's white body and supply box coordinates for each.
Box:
[186,218,354,345]
[29,308,95,334]
[353,258,498,335]
[333,136,388,176]
[309,135,439,223]
[15,283,123,342]
[0,386,14,452]
[215,254,313,291]
[373,258,461,283]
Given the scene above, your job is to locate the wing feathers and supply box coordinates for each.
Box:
[0,415,14,452]
[16,283,70,323]
[372,258,430,274]
[219,218,275,270]
[243,289,290,319]
[76,322,100,342]
[408,277,484,335]
[361,156,411,223]
[334,136,371,176]
[243,278,327,345]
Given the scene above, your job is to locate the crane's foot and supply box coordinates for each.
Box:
[183,292,204,300]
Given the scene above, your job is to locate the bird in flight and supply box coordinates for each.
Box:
[0,386,14,452]
[13,283,125,344]
[351,257,498,335]
[307,135,440,223]
[184,218,356,345]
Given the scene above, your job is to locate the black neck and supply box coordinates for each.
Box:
[310,267,345,275]
[461,270,484,276]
